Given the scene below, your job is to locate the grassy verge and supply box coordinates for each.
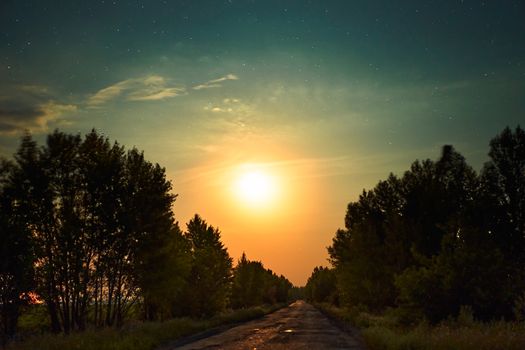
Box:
[7,304,285,350]
[314,303,525,350]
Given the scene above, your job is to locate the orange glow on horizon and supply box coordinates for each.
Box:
[170,142,335,285]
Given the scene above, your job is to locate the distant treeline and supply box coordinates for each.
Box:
[306,126,525,323]
[0,130,292,344]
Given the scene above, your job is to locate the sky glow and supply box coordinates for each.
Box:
[1,1,524,284]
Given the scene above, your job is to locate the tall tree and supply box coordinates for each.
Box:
[0,158,34,344]
[230,253,254,308]
[11,133,62,332]
[478,126,525,316]
[78,130,126,328]
[183,214,232,317]
[7,130,189,332]
[329,174,404,310]
[329,145,484,315]
[123,148,190,321]
[40,131,85,334]
[480,126,525,261]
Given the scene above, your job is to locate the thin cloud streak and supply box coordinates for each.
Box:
[192,74,239,90]
[88,83,126,106]
[128,87,185,101]
[171,147,439,187]
[87,73,239,106]
[171,155,357,186]
[87,75,185,106]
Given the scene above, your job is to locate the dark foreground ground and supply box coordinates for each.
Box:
[169,300,364,350]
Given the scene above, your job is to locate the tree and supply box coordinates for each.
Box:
[328,144,503,321]
[230,253,254,308]
[7,129,189,333]
[395,226,507,322]
[182,214,232,317]
[480,126,525,258]
[78,130,127,328]
[0,158,34,344]
[230,253,292,308]
[328,174,405,310]
[10,133,62,332]
[136,223,190,321]
[305,267,337,304]
[38,131,86,334]
[478,125,525,317]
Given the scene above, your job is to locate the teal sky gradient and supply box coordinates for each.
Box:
[1,0,524,284]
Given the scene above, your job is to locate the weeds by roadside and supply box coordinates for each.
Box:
[314,303,525,350]
[6,304,284,350]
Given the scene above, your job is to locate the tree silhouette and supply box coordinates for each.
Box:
[182,214,232,317]
[230,253,292,308]
[305,267,337,304]
[478,125,525,316]
[0,129,298,341]
[326,128,525,322]
[1,130,192,334]
[0,157,34,344]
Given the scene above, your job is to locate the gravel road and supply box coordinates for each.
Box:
[171,300,364,350]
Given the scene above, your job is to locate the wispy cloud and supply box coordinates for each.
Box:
[0,72,242,135]
[207,106,232,113]
[192,74,239,90]
[128,88,183,101]
[171,148,441,188]
[171,155,358,186]
[203,97,251,115]
[87,75,185,106]
[88,83,127,106]
[0,100,77,135]
[87,73,239,106]
[0,84,78,135]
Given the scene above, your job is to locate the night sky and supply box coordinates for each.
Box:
[1,0,524,284]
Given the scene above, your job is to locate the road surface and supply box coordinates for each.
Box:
[171,300,364,349]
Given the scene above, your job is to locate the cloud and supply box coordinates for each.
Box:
[170,155,363,186]
[88,82,127,106]
[211,107,231,112]
[193,83,222,90]
[87,73,239,106]
[0,100,77,135]
[128,88,183,101]
[18,84,50,95]
[192,74,239,90]
[205,106,233,113]
[203,97,252,116]
[0,84,78,135]
[87,75,185,106]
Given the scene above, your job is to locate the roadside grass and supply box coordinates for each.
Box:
[17,304,50,335]
[314,303,525,350]
[362,322,525,350]
[7,304,284,350]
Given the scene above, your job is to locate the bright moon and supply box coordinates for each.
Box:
[235,171,277,206]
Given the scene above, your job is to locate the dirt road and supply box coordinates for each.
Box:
[171,300,364,349]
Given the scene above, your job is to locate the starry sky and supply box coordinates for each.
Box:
[1,0,524,285]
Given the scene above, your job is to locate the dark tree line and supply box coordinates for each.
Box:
[0,130,293,344]
[230,253,292,309]
[307,126,525,323]
[304,267,338,305]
